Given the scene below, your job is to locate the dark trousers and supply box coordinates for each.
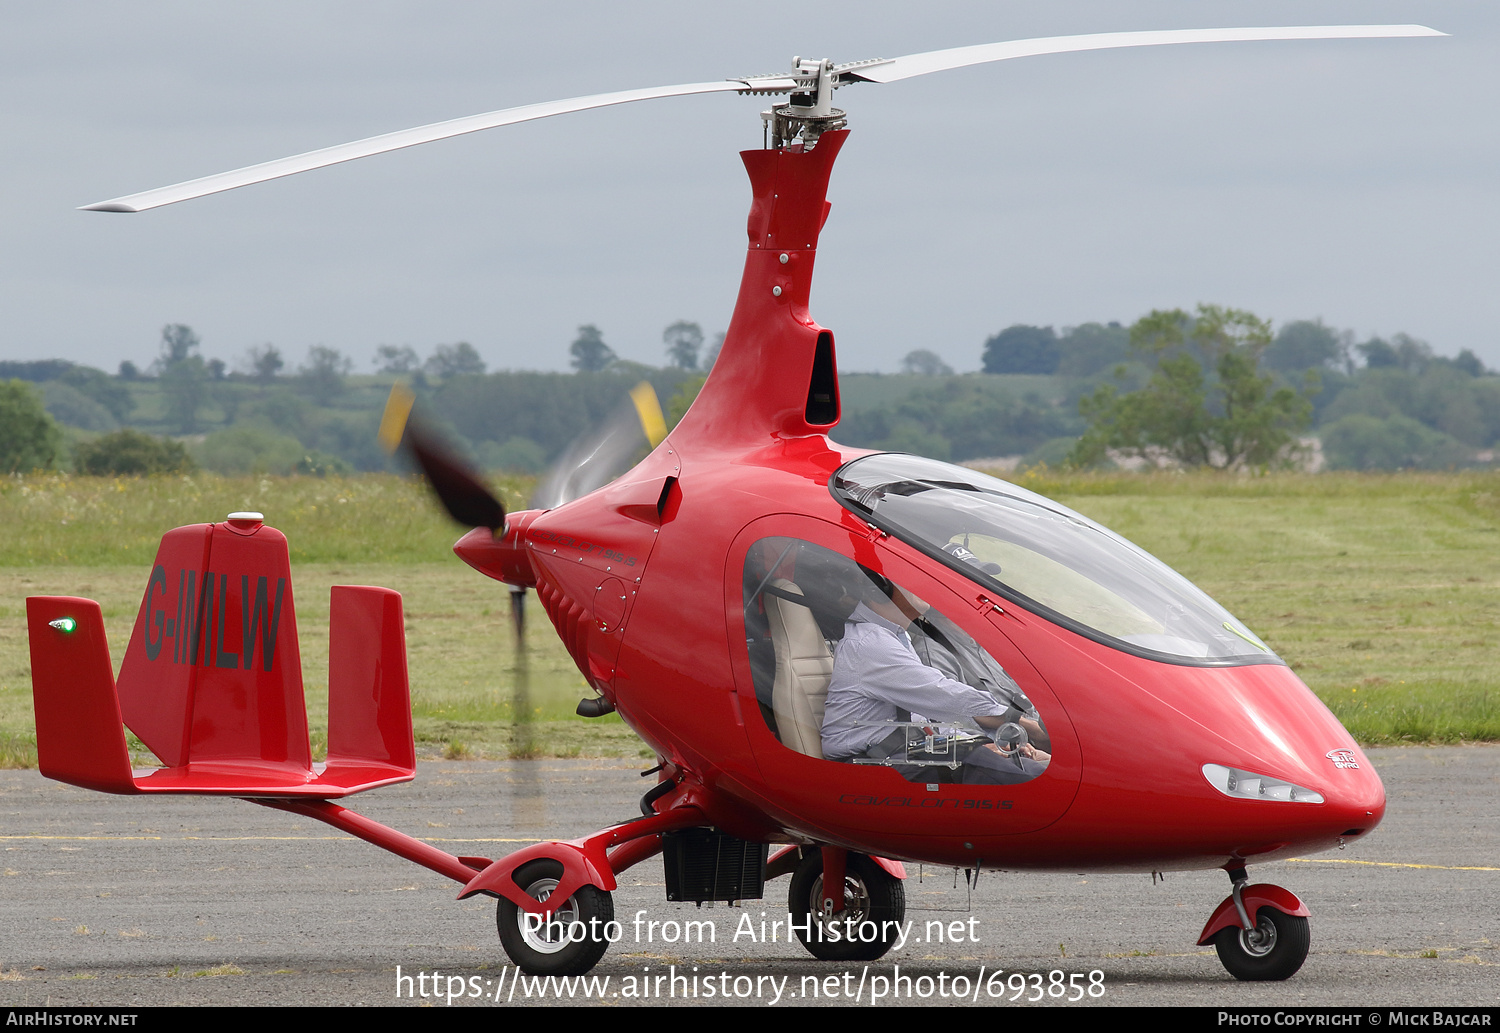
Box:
[959,743,1047,785]
[845,732,1045,786]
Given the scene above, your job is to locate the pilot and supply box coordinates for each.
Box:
[820,570,1050,785]
[907,615,1051,753]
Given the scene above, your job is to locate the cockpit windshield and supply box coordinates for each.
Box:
[831,454,1280,666]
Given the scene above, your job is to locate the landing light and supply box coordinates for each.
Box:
[1203,764,1324,804]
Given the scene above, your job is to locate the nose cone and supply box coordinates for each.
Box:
[1197,664,1386,858]
[1062,657,1387,867]
[454,511,539,587]
[1304,744,1385,842]
[1323,743,1384,790]
[1223,751,1385,864]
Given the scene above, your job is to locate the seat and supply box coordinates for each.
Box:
[762,578,834,759]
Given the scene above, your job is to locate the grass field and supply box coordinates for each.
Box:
[1018,469,1500,745]
[3,469,1497,767]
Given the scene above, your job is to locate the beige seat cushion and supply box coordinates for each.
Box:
[764,578,834,759]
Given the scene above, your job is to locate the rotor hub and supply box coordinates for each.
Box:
[745,55,859,151]
[762,104,847,151]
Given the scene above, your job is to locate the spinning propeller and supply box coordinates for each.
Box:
[378,378,667,528]
[379,377,667,663]
[81,25,1442,214]
[377,381,507,534]
[530,381,668,511]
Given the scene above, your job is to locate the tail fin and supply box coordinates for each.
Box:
[114,519,310,776]
[324,586,415,784]
[27,597,135,794]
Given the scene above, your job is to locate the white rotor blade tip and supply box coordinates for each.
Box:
[79,80,745,213]
[850,25,1447,84]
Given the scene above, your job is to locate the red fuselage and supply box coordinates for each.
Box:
[458,128,1384,876]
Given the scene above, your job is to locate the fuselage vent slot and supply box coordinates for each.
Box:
[804,330,839,426]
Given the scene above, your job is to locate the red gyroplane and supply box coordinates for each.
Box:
[31,25,1440,981]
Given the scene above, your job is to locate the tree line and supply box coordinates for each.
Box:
[846,312,1498,471]
[0,320,716,476]
[2,310,1493,477]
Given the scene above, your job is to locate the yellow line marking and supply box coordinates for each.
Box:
[1290,857,1500,871]
[3,835,543,844]
[2,836,163,841]
[414,833,549,839]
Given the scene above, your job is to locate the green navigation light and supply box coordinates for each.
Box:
[48,617,77,633]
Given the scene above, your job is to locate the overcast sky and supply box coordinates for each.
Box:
[2,2,1494,375]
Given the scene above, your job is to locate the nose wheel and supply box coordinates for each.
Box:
[1200,869,1312,981]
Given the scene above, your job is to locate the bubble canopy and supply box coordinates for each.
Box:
[830,454,1280,667]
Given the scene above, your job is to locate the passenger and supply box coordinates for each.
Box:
[820,572,1049,785]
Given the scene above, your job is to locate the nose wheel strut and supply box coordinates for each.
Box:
[1200,866,1311,981]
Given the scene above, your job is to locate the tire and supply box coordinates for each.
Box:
[1213,908,1310,981]
[788,851,906,962]
[496,859,614,976]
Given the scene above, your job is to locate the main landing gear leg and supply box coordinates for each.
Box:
[1200,865,1311,981]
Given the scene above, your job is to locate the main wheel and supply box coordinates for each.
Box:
[788,851,906,962]
[496,859,614,976]
[1213,908,1310,981]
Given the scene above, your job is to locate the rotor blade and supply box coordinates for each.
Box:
[530,381,665,510]
[380,382,506,532]
[81,80,747,213]
[842,25,1446,84]
[82,26,1443,214]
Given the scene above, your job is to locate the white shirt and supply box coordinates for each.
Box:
[820,602,1007,760]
